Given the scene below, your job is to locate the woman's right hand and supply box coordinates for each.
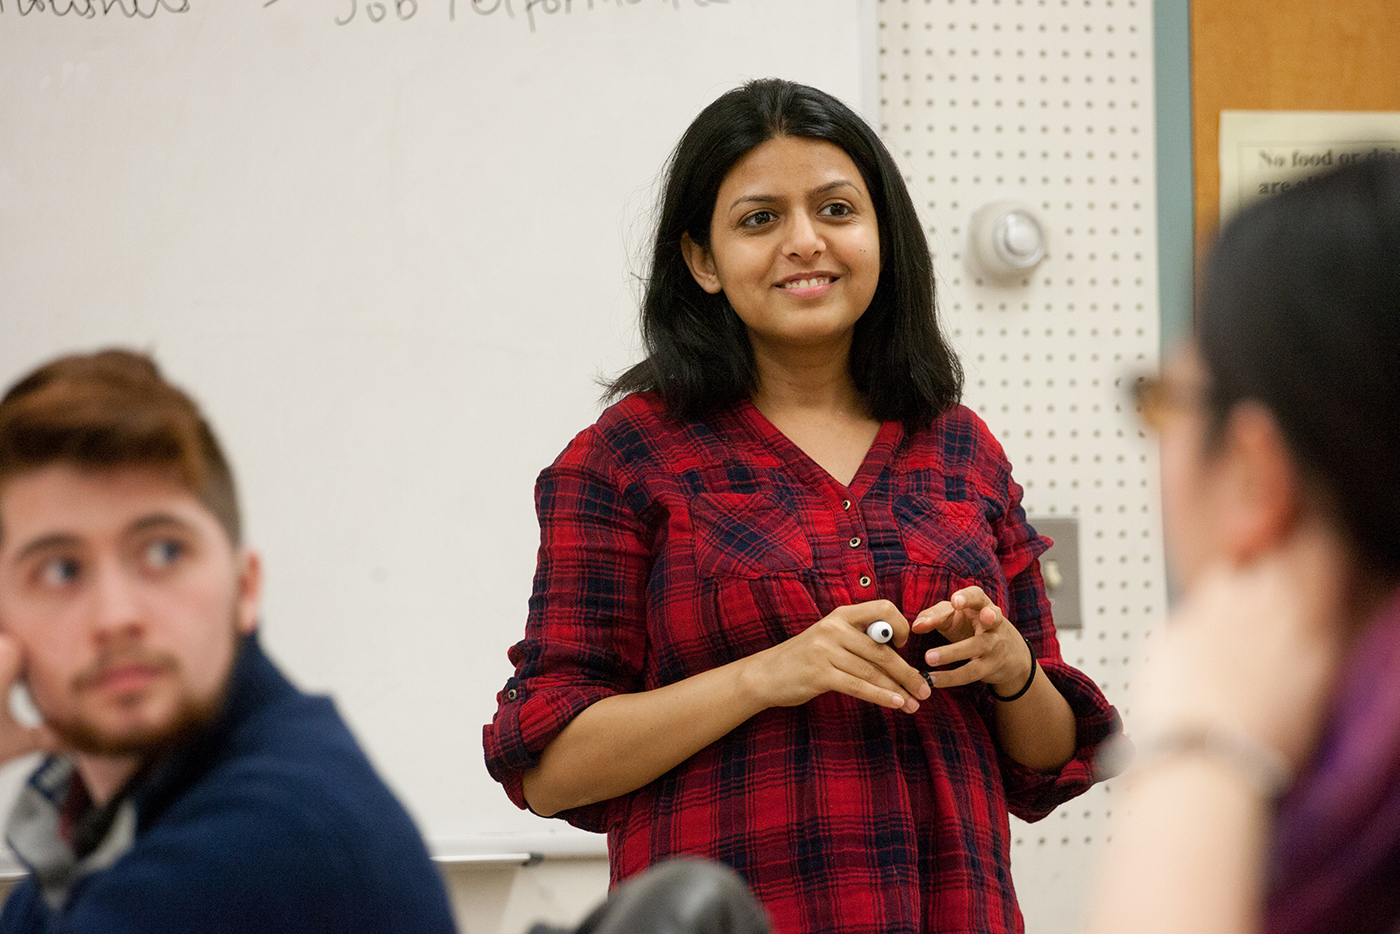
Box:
[740,600,932,713]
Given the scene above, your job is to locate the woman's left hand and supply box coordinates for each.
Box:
[912,585,1033,694]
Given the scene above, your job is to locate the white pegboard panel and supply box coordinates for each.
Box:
[877,1,1166,931]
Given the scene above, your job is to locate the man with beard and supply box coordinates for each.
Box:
[0,350,457,933]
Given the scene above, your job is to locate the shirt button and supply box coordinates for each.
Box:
[506,688,518,701]
[859,575,872,587]
[842,499,852,510]
[849,536,862,548]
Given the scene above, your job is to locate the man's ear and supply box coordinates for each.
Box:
[234,549,262,636]
[1215,401,1302,565]
[680,233,724,295]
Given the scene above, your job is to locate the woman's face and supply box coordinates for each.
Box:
[682,136,881,360]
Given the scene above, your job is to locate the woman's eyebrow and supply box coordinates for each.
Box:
[728,193,782,210]
[810,180,859,197]
[727,180,860,212]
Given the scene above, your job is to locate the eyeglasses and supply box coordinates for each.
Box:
[1130,374,1207,430]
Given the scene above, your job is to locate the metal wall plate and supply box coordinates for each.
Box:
[1028,516,1081,631]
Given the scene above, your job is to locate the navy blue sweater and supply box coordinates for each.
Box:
[1,634,457,933]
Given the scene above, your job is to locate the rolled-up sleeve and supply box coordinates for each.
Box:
[482,430,652,833]
[979,446,1123,823]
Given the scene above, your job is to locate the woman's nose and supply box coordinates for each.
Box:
[783,212,825,258]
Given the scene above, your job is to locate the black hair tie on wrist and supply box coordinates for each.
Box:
[991,635,1037,702]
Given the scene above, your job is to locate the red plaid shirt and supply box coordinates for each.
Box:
[484,393,1120,934]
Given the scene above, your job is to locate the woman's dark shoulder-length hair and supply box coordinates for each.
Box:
[606,77,962,430]
[1199,155,1400,577]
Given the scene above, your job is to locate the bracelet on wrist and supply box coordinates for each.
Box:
[990,635,1037,702]
[1131,724,1293,800]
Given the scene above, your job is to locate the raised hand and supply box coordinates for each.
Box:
[1134,530,1348,771]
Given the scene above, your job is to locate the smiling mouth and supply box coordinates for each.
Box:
[780,276,836,290]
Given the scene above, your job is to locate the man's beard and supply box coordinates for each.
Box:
[47,621,239,759]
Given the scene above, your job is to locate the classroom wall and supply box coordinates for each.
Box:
[443,1,1166,932]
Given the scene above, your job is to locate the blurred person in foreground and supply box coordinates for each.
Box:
[1089,156,1400,934]
[0,350,456,933]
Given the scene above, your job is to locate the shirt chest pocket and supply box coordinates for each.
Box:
[893,496,1001,584]
[689,491,815,579]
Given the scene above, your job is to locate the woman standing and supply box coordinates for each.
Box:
[485,79,1120,934]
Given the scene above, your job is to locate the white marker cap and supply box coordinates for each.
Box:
[866,621,893,644]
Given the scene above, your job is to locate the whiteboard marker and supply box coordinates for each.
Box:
[866,621,893,644]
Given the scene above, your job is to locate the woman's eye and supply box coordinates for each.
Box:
[819,202,853,217]
[144,539,185,569]
[740,210,777,228]
[38,558,80,588]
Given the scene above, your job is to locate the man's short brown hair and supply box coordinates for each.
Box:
[0,349,241,544]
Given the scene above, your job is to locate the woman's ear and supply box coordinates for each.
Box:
[680,233,724,295]
[1216,401,1303,565]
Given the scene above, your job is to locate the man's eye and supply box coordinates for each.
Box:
[144,539,185,569]
[38,558,80,588]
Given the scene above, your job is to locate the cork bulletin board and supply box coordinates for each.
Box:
[1191,0,1400,260]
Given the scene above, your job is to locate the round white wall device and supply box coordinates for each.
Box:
[967,201,1049,284]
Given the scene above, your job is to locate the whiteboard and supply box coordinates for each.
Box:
[0,0,872,857]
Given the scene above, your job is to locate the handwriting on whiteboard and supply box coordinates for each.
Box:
[0,0,727,30]
[0,0,188,15]
[454,0,729,34]
[332,0,730,32]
